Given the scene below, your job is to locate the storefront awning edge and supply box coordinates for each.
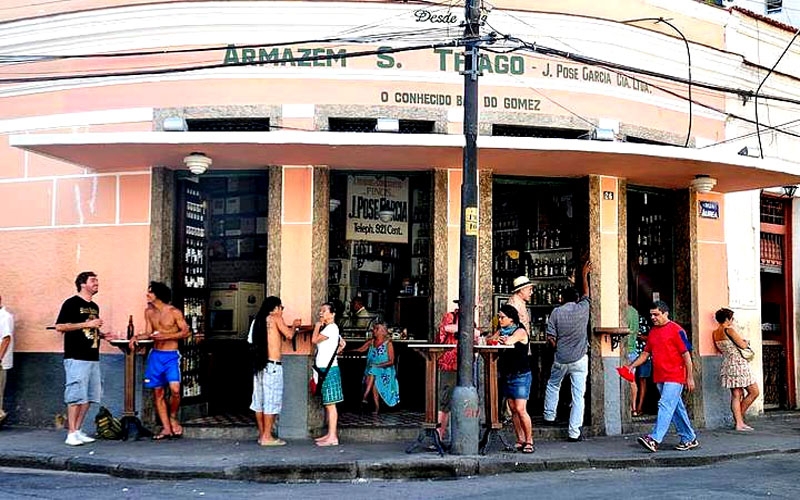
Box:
[9,131,800,193]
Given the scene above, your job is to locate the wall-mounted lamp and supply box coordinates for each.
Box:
[329,198,341,212]
[738,146,761,158]
[782,185,798,198]
[690,174,717,193]
[163,116,188,132]
[591,128,617,141]
[183,152,212,175]
[375,118,400,133]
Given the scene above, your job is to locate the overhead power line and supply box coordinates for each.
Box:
[0,27,456,62]
[754,26,800,158]
[0,39,468,84]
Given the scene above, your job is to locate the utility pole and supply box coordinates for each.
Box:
[450,0,481,456]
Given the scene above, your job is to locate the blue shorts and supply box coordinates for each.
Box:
[503,371,532,400]
[64,359,102,405]
[637,358,652,378]
[144,349,181,389]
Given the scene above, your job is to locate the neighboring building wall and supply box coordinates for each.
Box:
[0,112,152,425]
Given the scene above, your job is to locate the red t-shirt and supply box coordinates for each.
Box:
[437,312,458,372]
[644,321,692,384]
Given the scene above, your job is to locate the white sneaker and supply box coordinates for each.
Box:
[65,432,83,446]
[76,430,96,443]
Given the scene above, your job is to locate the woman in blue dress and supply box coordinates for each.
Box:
[352,322,400,414]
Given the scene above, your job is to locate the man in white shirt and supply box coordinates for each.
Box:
[0,294,14,426]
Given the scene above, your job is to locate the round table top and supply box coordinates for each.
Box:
[408,343,514,349]
[109,338,153,345]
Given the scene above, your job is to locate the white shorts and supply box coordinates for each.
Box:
[250,363,283,415]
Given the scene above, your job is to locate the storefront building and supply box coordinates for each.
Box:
[1,0,799,437]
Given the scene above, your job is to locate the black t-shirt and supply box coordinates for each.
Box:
[56,295,100,361]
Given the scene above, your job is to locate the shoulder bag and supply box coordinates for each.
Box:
[309,326,339,396]
[725,328,755,361]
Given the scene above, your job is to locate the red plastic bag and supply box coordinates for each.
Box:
[616,366,635,382]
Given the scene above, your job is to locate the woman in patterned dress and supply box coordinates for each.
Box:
[352,322,400,415]
[713,308,760,431]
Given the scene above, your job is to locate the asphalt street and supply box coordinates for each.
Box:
[0,453,797,499]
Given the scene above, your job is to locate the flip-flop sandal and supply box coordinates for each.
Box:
[316,440,339,447]
[152,433,172,441]
[515,442,525,451]
[521,442,535,454]
[260,439,286,446]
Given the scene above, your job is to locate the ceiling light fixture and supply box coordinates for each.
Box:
[782,185,798,198]
[183,152,212,175]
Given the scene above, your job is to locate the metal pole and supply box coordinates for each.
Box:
[450,0,481,455]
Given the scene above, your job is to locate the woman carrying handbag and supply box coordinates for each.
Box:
[712,307,760,432]
[312,302,346,447]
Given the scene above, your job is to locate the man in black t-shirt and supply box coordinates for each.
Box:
[55,271,109,446]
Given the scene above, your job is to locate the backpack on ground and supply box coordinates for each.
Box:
[94,406,124,440]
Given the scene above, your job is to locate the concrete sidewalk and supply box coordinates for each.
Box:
[0,414,798,483]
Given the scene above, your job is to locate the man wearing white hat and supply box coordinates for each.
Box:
[507,276,533,332]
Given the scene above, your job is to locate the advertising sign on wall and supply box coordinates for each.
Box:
[345,175,409,243]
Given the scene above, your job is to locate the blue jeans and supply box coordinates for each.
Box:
[543,354,588,439]
[650,382,696,443]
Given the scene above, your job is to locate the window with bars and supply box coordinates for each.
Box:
[760,196,785,225]
[761,232,784,269]
[492,124,589,139]
[186,118,270,131]
[767,0,783,14]
[327,118,435,134]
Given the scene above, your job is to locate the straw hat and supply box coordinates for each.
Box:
[511,276,533,293]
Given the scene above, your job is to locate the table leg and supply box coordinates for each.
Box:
[121,347,151,440]
[478,351,514,455]
[406,350,444,456]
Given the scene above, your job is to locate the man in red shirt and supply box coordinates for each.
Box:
[627,300,698,452]
[436,301,459,441]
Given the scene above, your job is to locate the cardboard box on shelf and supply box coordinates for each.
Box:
[212,198,226,215]
[256,217,268,234]
[239,195,257,213]
[224,219,242,236]
[225,196,241,214]
[240,217,255,235]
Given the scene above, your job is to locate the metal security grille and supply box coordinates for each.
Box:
[186,118,271,131]
[492,124,589,139]
[760,232,784,269]
[760,196,785,225]
[767,0,783,14]
[328,118,436,134]
[625,136,674,146]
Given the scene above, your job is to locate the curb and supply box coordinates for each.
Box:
[1,447,798,483]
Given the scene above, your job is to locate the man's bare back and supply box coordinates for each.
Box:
[266,314,297,362]
[146,304,189,351]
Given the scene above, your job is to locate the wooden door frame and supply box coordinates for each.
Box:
[760,193,796,409]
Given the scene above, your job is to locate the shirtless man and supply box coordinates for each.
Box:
[250,296,300,446]
[130,281,189,440]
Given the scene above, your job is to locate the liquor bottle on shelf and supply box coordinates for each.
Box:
[127,315,135,340]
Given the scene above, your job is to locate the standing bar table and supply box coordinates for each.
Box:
[406,344,453,456]
[475,344,514,455]
[109,339,153,440]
